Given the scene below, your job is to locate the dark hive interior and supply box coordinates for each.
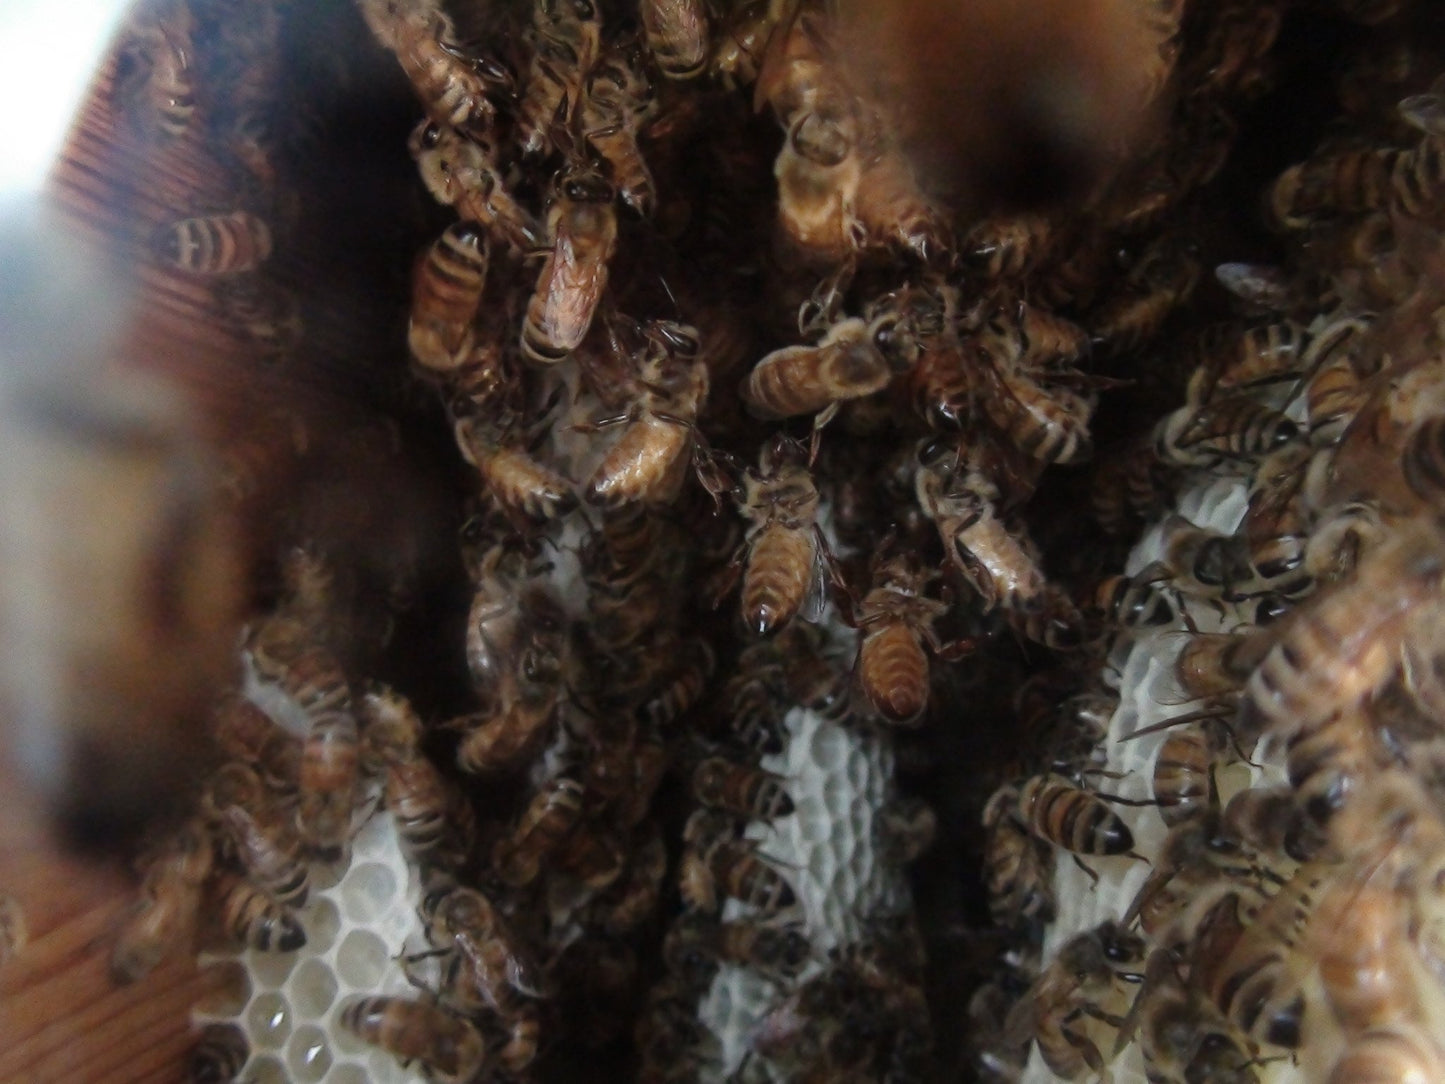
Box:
[8,0,1445,1081]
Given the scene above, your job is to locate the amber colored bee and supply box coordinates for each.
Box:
[1185,320,1310,404]
[594,821,667,933]
[1245,517,1445,739]
[213,278,303,363]
[981,791,1056,928]
[745,308,914,428]
[0,895,26,968]
[1193,860,1337,1049]
[454,416,578,528]
[711,0,784,86]
[735,435,822,634]
[1012,774,1136,857]
[518,0,604,156]
[639,0,710,79]
[852,553,951,725]
[186,1022,248,1084]
[1148,719,1231,829]
[665,912,811,987]
[584,321,709,508]
[879,796,938,864]
[521,166,618,364]
[1269,91,1445,229]
[978,355,1095,466]
[115,14,196,140]
[552,820,628,893]
[111,819,213,983]
[692,756,793,821]
[408,222,490,373]
[340,996,486,1084]
[493,773,587,885]
[419,883,546,1021]
[963,211,1055,279]
[152,212,272,275]
[210,693,301,791]
[580,47,657,215]
[361,687,476,872]
[248,639,358,856]
[1005,922,1147,1079]
[1126,951,1258,1084]
[1155,394,1298,469]
[1330,1025,1445,1084]
[408,122,538,253]
[354,0,500,131]
[1088,239,1201,355]
[217,805,309,911]
[680,810,796,913]
[213,872,305,953]
[1221,785,1323,863]
[853,143,949,261]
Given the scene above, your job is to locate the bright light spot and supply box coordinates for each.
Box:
[0,0,129,196]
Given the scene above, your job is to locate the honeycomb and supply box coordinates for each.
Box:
[194,810,427,1084]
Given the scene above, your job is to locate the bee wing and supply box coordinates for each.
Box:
[542,233,609,350]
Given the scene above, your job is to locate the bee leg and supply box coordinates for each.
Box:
[570,412,633,434]
[1071,854,1100,885]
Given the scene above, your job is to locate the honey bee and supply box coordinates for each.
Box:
[584,322,710,508]
[773,113,866,265]
[1125,951,1259,1084]
[408,222,490,373]
[210,693,301,791]
[111,819,213,983]
[1154,394,1298,469]
[1221,785,1324,863]
[633,636,716,729]
[418,883,546,1018]
[522,166,618,364]
[1089,436,1170,537]
[1194,860,1335,1049]
[454,415,578,528]
[915,440,1081,648]
[552,820,628,892]
[354,0,501,131]
[115,12,196,140]
[1148,717,1228,827]
[1269,89,1445,229]
[213,278,303,364]
[1170,631,1270,704]
[0,895,26,968]
[853,144,950,261]
[1092,572,1176,630]
[1184,320,1310,404]
[734,435,822,634]
[640,0,710,79]
[361,687,476,872]
[594,821,667,933]
[187,1022,248,1084]
[692,755,794,820]
[978,356,1095,467]
[711,0,786,86]
[851,553,951,725]
[580,47,657,215]
[962,212,1055,279]
[1329,1025,1445,1084]
[518,0,604,156]
[492,773,587,886]
[879,796,938,865]
[1005,922,1147,1079]
[665,913,811,987]
[742,308,913,426]
[1088,239,1202,355]
[680,809,796,913]
[214,872,305,952]
[1243,517,1445,739]
[217,805,310,911]
[1011,774,1137,859]
[247,639,358,856]
[152,212,273,275]
[408,122,539,252]
[1122,811,1265,936]
[339,996,486,1084]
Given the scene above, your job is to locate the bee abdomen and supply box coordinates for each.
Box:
[217,874,306,952]
[154,212,272,274]
[187,1022,248,1084]
[861,623,930,724]
[1021,776,1134,855]
[742,526,813,634]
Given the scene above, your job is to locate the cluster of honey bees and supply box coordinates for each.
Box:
[51,0,1445,1080]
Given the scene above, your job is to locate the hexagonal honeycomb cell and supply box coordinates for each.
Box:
[195,810,428,1083]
